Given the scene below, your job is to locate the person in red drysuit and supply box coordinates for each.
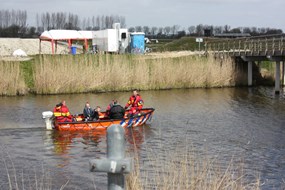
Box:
[53,100,73,122]
[125,89,144,117]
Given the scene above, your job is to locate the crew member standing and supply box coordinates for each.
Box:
[125,89,144,116]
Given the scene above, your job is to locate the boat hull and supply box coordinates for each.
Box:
[54,108,155,131]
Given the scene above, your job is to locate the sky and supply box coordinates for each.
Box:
[1,0,284,31]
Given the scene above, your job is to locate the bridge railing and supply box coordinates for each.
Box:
[206,34,285,56]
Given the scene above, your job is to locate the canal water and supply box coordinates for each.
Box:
[0,87,284,189]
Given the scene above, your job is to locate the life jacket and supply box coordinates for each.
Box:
[125,94,144,111]
[53,105,72,122]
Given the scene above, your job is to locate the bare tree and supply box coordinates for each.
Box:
[158,27,164,35]
[95,16,100,30]
[92,16,95,29]
[105,15,110,29]
[56,12,66,29]
[4,10,10,27]
[100,15,105,29]
[86,17,91,29]
[120,16,126,28]
[188,26,196,34]
[19,10,27,28]
[128,27,135,33]
[151,26,158,35]
[224,24,231,33]
[164,26,171,35]
[242,27,251,34]
[0,10,27,28]
[135,26,142,32]
[143,26,150,34]
[170,25,180,35]
[36,13,40,31]
[82,18,87,30]
[41,13,46,30]
[50,13,56,29]
[0,11,2,28]
[196,24,204,36]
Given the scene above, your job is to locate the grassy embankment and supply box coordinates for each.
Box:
[0,53,246,96]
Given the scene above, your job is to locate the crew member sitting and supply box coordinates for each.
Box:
[53,100,73,122]
[93,106,104,120]
[106,100,125,119]
[125,89,144,117]
[83,102,94,121]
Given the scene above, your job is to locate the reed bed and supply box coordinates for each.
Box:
[126,146,260,190]
[0,61,27,96]
[33,54,245,94]
[0,146,69,190]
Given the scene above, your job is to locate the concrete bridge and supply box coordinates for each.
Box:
[206,34,285,93]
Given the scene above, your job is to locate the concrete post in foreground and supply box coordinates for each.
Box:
[89,124,133,190]
[275,61,281,94]
[248,61,253,86]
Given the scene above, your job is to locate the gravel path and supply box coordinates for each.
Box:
[0,38,70,59]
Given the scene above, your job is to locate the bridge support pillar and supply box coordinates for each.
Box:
[275,61,281,94]
[248,61,253,86]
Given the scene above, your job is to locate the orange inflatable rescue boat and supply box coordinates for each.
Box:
[42,108,155,131]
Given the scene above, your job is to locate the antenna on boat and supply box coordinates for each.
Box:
[42,111,54,130]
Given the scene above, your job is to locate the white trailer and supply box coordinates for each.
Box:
[92,24,129,53]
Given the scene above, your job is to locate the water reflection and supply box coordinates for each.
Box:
[42,125,151,169]
[51,130,106,155]
[125,125,153,151]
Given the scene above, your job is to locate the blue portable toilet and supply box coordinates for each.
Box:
[71,46,77,55]
[130,32,145,54]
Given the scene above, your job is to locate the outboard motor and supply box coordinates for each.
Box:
[42,111,54,130]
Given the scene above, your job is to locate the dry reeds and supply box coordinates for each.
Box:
[0,61,27,95]
[1,146,54,190]
[126,146,260,190]
[33,54,244,95]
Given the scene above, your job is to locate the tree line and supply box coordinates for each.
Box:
[0,9,126,37]
[0,9,283,38]
[129,24,283,39]
[0,10,28,37]
[36,12,126,31]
